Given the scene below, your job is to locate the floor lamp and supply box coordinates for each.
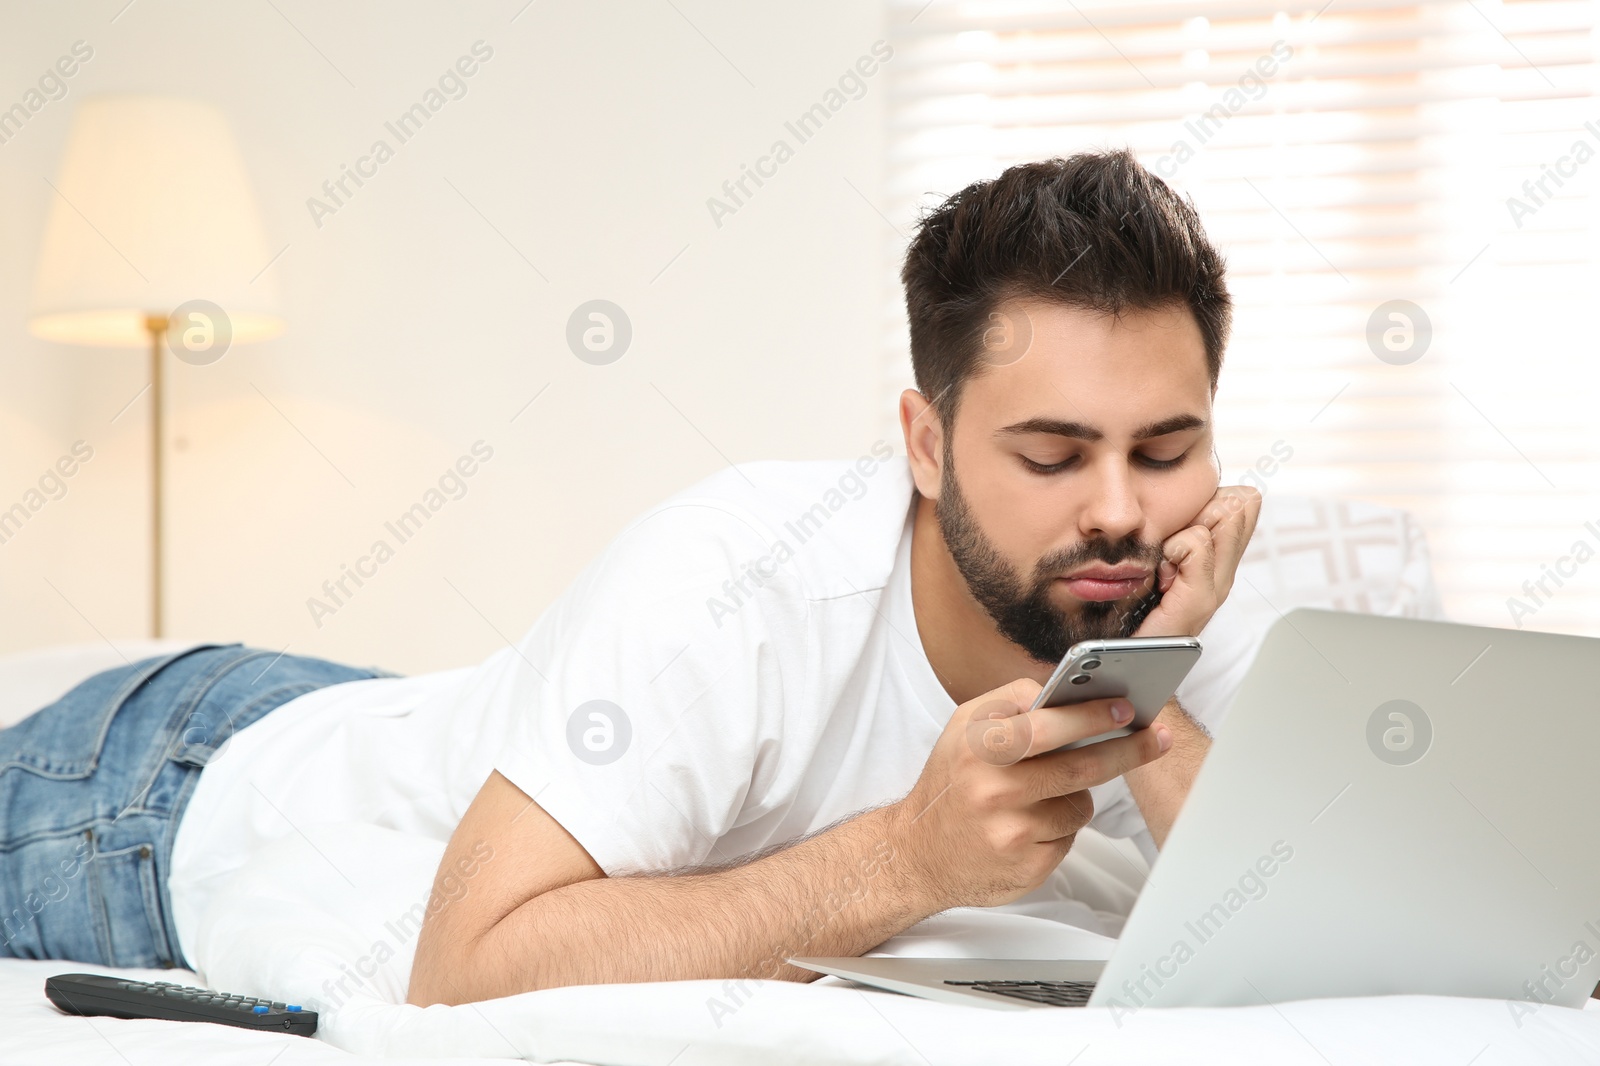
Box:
[28,95,283,638]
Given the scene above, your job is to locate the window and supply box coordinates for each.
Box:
[882,0,1600,636]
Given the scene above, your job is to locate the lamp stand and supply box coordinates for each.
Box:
[145,313,167,639]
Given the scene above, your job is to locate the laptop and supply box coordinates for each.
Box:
[793,609,1600,1015]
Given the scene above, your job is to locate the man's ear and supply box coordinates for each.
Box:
[899,388,945,499]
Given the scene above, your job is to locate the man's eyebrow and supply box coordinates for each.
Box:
[994,413,1207,442]
[1131,414,1208,440]
[994,417,1103,441]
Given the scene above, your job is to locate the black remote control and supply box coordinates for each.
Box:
[45,973,318,1037]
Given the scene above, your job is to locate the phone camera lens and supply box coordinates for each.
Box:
[1070,674,1091,685]
[1079,658,1102,671]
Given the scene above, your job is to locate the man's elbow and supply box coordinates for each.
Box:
[405,949,457,1007]
[406,927,491,1007]
[408,917,557,1006]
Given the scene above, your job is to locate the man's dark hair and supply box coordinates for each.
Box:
[901,148,1231,424]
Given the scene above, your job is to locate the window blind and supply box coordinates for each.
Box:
[880,0,1600,637]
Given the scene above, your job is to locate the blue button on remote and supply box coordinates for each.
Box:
[253,1004,268,1013]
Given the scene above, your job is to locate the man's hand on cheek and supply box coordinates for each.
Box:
[1134,485,1262,639]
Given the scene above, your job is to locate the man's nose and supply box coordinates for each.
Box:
[1079,456,1144,541]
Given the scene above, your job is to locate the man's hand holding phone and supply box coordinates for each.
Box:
[889,485,1262,905]
[889,677,1171,912]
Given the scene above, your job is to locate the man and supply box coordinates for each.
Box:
[0,149,1259,1008]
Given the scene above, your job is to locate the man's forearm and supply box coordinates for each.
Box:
[422,803,936,1005]
[1123,699,1210,847]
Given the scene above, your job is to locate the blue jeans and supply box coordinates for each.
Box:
[0,644,387,970]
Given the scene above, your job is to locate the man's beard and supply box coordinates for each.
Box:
[934,444,1165,665]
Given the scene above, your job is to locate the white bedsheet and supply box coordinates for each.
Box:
[170,821,1600,1064]
[14,948,1600,1066]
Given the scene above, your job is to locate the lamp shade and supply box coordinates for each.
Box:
[29,94,282,347]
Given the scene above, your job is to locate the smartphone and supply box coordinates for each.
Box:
[1030,636,1203,752]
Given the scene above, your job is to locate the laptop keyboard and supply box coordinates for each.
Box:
[943,979,1096,1007]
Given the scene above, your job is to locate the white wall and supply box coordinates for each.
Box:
[0,1,890,673]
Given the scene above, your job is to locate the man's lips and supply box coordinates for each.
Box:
[1056,564,1152,602]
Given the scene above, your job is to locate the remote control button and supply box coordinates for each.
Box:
[287,1005,302,1012]
[253,1005,268,1013]
[271,1002,286,1009]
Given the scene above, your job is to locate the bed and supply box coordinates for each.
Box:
[6,497,1600,1063]
[7,924,1600,1065]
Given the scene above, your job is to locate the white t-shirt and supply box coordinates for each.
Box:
[166,455,1255,962]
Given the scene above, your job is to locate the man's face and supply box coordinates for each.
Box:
[932,297,1219,664]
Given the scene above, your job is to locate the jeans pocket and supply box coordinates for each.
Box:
[86,837,172,969]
